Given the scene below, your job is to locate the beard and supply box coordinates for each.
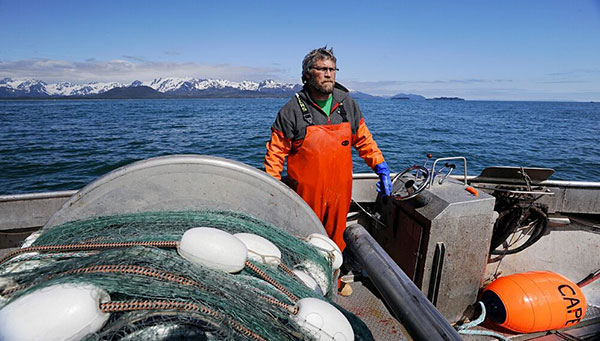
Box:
[308,77,334,95]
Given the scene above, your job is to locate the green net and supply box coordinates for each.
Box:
[0,210,373,341]
[32,210,331,283]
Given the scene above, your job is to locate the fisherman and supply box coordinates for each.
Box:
[264,47,392,251]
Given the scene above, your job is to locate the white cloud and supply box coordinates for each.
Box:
[0,58,285,83]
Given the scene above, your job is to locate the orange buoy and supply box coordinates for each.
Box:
[481,271,587,333]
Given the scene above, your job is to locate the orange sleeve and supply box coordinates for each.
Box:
[264,129,292,180]
[352,119,385,169]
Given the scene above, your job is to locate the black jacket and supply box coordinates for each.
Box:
[271,82,364,141]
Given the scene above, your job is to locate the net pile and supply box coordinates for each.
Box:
[0,210,372,340]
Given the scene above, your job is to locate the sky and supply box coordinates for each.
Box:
[1,0,599,101]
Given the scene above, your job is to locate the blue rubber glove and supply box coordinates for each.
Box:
[373,162,392,196]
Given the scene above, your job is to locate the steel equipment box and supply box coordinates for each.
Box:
[369,178,496,323]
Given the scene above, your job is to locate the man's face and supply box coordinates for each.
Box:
[307,58,336,94]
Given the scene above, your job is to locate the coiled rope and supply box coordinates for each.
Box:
[456,302,509,341]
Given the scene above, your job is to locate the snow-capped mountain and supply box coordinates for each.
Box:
[0,78,49,97]
[45,81,126,96]
[147,78,300,94]
[0,77,302,98]
[0,78,127,97]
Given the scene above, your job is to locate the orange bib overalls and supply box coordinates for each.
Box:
[288,122,353,251]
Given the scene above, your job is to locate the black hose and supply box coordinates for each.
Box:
[344,224,462,341]
[490,205,548,255]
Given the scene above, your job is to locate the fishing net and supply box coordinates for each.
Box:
[0,210,373,341]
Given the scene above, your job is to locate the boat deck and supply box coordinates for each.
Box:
[345,201,600,340]
[337,275,600,341]
[336,274,409,340]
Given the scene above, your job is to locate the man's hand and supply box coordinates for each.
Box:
[374,162,392,196]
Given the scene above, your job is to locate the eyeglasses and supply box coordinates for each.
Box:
[312,67,339,73]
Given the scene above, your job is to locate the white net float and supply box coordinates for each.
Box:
[178,227,248,273]
[0,283,110,341]
[233,233,282,266]
[292,297,354,341]
[293,269,324,296]
[306,233,343,270]
[299,260,330,294]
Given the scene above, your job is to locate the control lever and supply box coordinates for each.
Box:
[437,163,456,185]
[424,153,433,168]
[417,153,433,180]
[429,156,468,187]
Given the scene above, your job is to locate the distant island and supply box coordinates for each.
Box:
[390,93,465,101]
[429,97,465,101]
[391,93,427,100]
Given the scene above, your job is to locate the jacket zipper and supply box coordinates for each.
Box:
[309,99,340,125]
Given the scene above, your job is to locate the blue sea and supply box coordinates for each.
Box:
[1,98,599,195]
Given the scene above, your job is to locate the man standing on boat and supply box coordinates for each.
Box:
[264,47,392,251]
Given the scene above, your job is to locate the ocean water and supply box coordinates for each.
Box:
[1,98,599,195]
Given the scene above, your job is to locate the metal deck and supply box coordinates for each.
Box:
[336,276,409,340]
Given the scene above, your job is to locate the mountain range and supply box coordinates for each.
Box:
[0,77,307,99]
[0,77,430,100]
